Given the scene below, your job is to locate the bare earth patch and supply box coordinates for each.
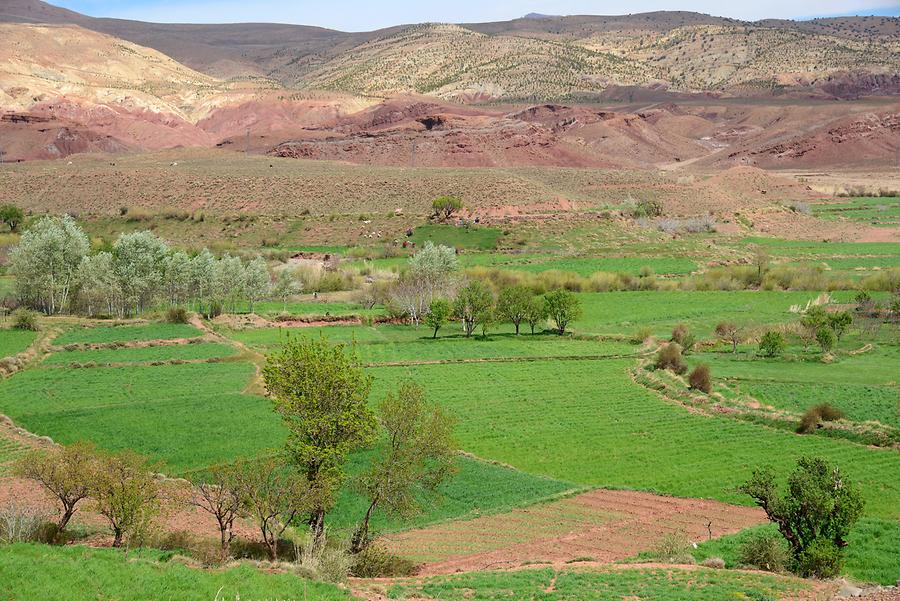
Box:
[382,488,765,575]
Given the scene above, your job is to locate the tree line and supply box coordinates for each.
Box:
[10,215,275,318]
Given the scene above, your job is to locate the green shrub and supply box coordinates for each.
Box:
[12,309,39,331]
[655,343,687,374]
[795,537,843,578]
[164,307,189,324]
[351,545,415,578]
[688,364,712,393]
[815,326,836,353]
[738,531,790,572]
[758,331,785,358]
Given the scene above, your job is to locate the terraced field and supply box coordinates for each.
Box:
[0,328,37,358]
[42,342,238,365]
[53,323,202,346]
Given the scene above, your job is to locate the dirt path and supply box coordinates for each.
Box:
[381,488,765,576]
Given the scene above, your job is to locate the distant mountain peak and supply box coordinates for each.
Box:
[523,13,558,20]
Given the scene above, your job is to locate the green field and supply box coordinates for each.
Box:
[0,544,352,601]
[43,342,238,365]
[0,328,37,358]
[54,323,202,346]
[366,358,900,518]
[411,224,502,250]
[385,566,806,600]
[0,435,25,475]
[813,197,900,226]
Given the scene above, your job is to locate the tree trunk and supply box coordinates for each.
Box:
[432,326,439,339]
[351,500,378,554]
[57,505,75,531]
[112,527,123,548]
[309,507,326,548]
[515,322,520,335]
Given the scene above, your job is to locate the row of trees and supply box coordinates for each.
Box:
[18,341,455,563]
[10,216,283,317]
[390,242,583,336]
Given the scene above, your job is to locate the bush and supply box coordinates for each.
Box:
[700,557,726,569]
[655,343,687,374]
[815,326,836,353]
[0,503,54,544]
[651,532,694,563]
[738,531,790,572]
[670,324,695,353]
[688,364,712,393]
[12,308,39,331]
[797,403,845,434]
[165,306,189,324]
[351,545,416,578]
[758,331,785,358]
[795,537,843,578]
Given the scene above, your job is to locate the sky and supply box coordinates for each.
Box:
[49,0,900,31]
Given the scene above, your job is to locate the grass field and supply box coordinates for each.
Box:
[366,358,900,518]
[54,323,202,346]
[384,566,807,600]
[0,544,352,601]
[693,518,900,585]
[42,343,238,365]
[411,225,502,250]
[0,328,37,358]
[813,197,900,227]
[0,435,25,475]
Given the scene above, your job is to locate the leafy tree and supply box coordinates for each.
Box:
[263,337,376,545]
[190,249,218,318]
[425,298,450,339]
[452,280,494,338]
[272,269,302,312]
[524,295,548,335]
[351,382,456,553]
[160,251,193,308]
[392,243,459,325]
[10,215,89,314]
[753,246,770,284]
[244,257,271,314]
[92,450,160,548]
[800,305,829,350]
[758,331,786,358]
[544,289,581,335]
[496,285,532,335]
[828,311,852,341]
[431,196,463,220]
[192,462,243,557]
[112,231,168,315]
[815,326,836,354]
[232,457,311,561]
[214,254,246,314]
[0,204,25,232]
[77,252,119,316]
[714,321,743,353]
[739,457,864,577]
[16,442,98,531]
[408,242,458,282]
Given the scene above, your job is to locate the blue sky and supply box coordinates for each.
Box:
[49,0,900,31]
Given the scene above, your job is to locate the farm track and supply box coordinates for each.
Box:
[381,488,765,575]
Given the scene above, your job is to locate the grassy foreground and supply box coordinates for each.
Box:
[0,544,353,601]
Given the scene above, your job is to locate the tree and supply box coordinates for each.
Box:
[714,322,743,353]
[92,450,160,548]
[739,457,864,577]
[232,457,311,561]
[214,254,246,314]
[0,204,25,232]
[752,246,770,285]
[392,243,459,326]
[758,331,786,358]
[263,337,377,545]
[16,442,98,531]
[425,298,450,339]
[10,215,89,314]
[112,231,168,315]
[496,285,532,335]
[351,382,456,553]
[816,326,836,354]
[76,252,119,317]
[524,295,548,335]
[670,323,695,354]
[452,280,494,338]
[192,462,243,557]
[160,251,193,308]
[800,305,829,350]
[544,289,581,335]
[191,249,218,318]
[244,257,271,314]
[431,196,463,221]
[828,311,852,341]
[408,242,458,283]
[272,269,301,312]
